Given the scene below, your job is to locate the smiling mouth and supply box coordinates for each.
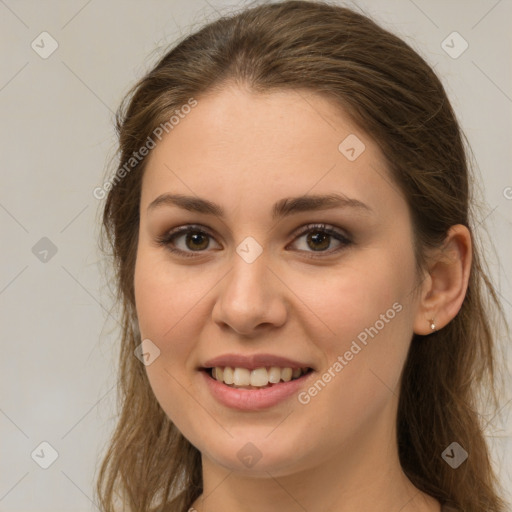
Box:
[202,366,314,390]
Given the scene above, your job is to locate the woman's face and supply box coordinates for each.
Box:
[134,85,424,476]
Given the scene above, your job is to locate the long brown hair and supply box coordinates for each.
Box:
[96,1,509,511]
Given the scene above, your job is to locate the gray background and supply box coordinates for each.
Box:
[1,1,511,510]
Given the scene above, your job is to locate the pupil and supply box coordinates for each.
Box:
[307,231,330,251]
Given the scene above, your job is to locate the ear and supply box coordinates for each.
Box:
[413,224,472,335]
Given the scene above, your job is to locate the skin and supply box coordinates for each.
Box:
[134,84,471,512]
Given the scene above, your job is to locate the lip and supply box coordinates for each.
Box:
[200,353,314,371]
[200,368,315,411]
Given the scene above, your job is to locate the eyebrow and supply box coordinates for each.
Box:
[146,192,373,220]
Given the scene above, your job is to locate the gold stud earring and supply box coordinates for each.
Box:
[429,319,436,331]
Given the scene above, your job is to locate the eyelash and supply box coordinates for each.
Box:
[155,223,353,259]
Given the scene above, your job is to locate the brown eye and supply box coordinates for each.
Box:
[184,231,210,251]
[305,230,331,251]
[289,223,352,256]
[156,225,220,258]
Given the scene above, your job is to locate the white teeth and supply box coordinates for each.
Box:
[281,368,293,382]
[248,368,267,386]
[211,366,309,388]
[213,367,223,381]
[223,366,234,385]
[268,366,282,384]
[233,368,251,386]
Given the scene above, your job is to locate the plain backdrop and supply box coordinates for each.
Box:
[1,1,511,510]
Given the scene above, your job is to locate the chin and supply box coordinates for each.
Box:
[197,434,313,477]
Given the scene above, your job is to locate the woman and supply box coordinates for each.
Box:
[96,1,509,511]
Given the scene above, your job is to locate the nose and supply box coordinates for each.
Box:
[211,250,288,337]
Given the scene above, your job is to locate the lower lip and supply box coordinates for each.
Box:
[200,370,314,411]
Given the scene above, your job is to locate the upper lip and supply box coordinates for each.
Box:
[200,353,314,371]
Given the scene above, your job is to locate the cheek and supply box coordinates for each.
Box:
[133,248,199,400]
[294,250,414,352]
[292,248,416,418]
[134,246,205,344]
[133,249,206,433]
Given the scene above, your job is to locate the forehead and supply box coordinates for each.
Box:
[140,85,404,219]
